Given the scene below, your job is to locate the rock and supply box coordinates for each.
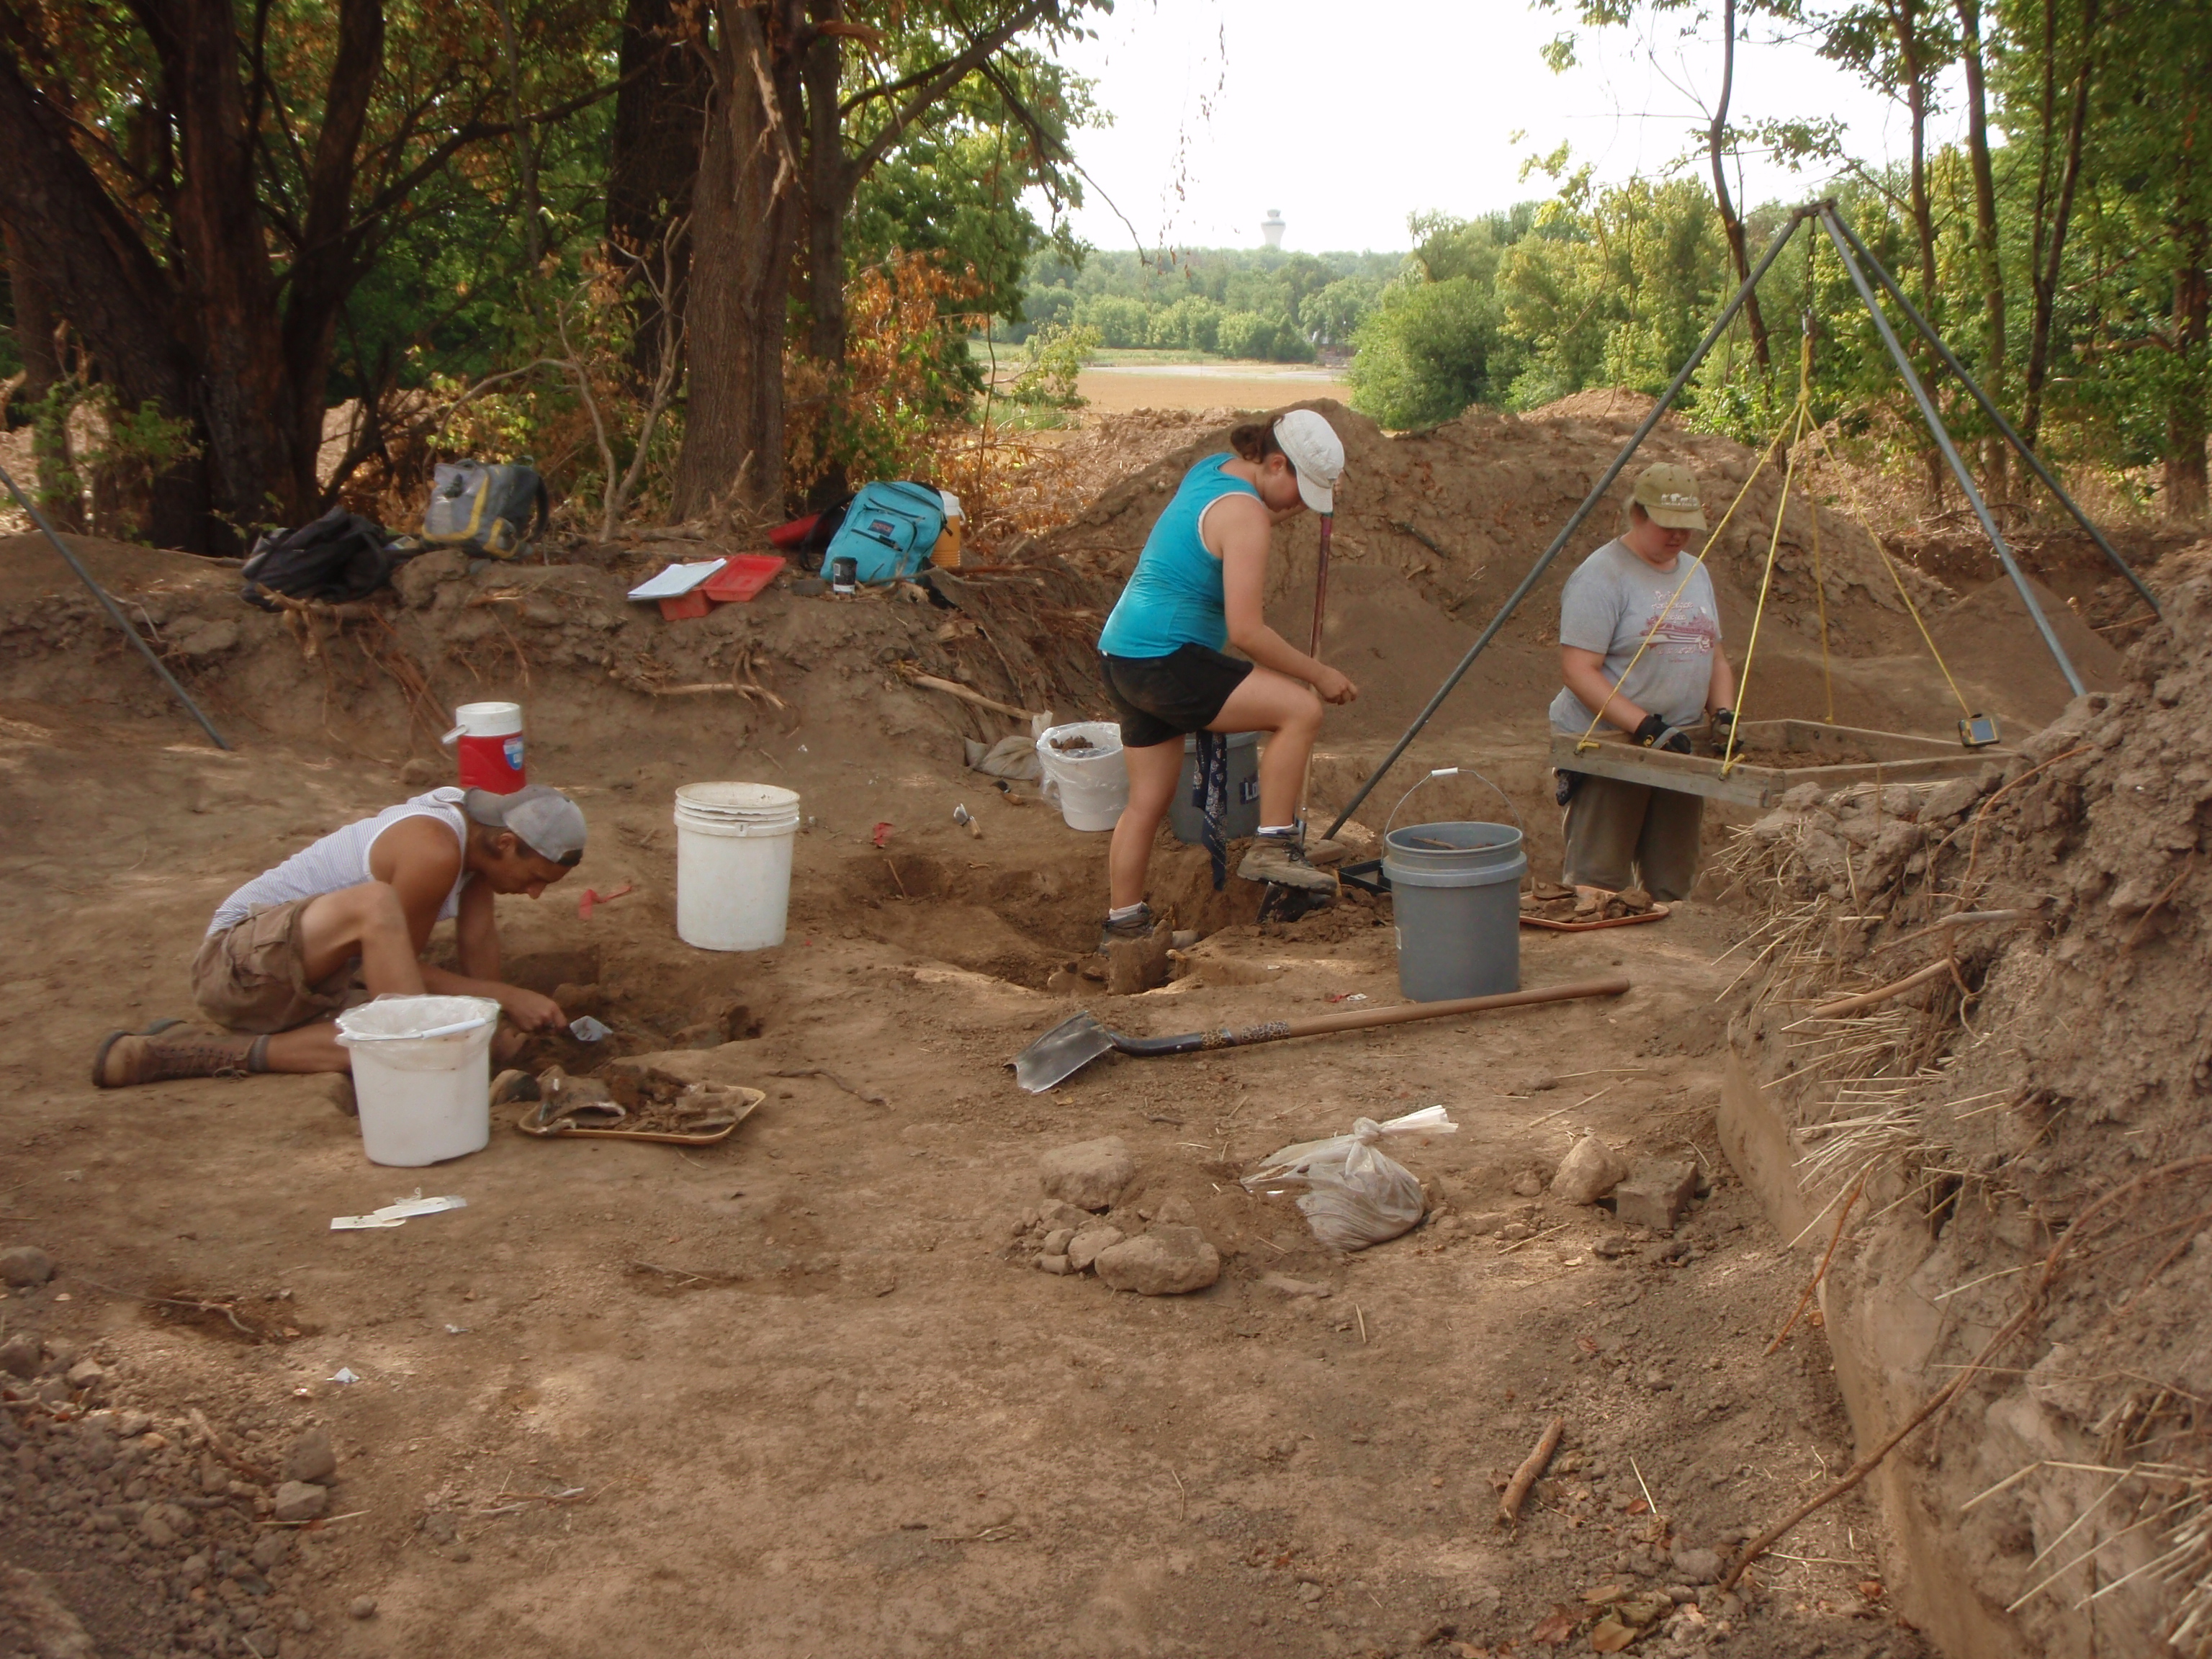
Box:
[251,1533,293,1572]
[1778,782,1827,811]
[1,1563,98,1659]
[290,1610,314,1632]
[1041,1228,1074,1256]
[1038,1137,1136,1212]
[1259,1274,1332,1298]
[396,757,441,786]
[1552,1136,1629,1205]
[199,1454,229,1496]
[1614,1160,1697,1233]
[1919,775,1984,822]
[284,1426,337,1485]
[1094,1226,1220,1296]
[421,1513,457,1546]
[116,1411,152,1438]
[1591,1234,1632,1260]
[1037,1200,1092,1233]
[60,1359,104,1401]
[168,619,240,662]
[0,1246,53,1287]
[1035,1254,1072,1276]
[0,1334,37,1377]
[138,1503,192,1547]
[348,1596,379,1621]
[1510,1166,1550,1198]
[1673,1546,1724,1584]
[1151,1195,1197,1227]
[177,1552,212,1588]
[1463,1211,1511,1236]
[1066,1225,1125,1272]
[271,1481,328,1523]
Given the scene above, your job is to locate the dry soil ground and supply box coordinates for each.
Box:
[1,675,1929,1659]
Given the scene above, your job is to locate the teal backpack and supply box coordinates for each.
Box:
[819,481,945,583]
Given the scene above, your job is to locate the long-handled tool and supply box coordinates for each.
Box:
[1010,975,1629,1092]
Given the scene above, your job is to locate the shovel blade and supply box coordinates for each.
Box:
[1012,1010,1117,1092]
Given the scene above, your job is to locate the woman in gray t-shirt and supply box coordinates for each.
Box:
[1550,462,1737,901]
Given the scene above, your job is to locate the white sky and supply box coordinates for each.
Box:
[1043,0,1970,255]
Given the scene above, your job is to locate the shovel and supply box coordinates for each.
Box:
[1011,976,1630,1092]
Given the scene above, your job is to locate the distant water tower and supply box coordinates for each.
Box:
[1260,209,1286,248]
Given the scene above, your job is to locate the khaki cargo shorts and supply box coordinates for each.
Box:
[192,899,362,1035]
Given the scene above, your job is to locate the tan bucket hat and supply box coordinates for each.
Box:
[1632,462,1708,531]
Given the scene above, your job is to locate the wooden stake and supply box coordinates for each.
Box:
[1497,1415,1565,1529]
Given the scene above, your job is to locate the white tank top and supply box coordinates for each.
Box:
[207,788,472,936]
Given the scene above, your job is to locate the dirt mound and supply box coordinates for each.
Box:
[1717,536,2212,1657]
[1929,572,2126,729]
[1040,397,1983,757]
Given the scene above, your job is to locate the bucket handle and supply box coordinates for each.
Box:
[439,724,464,746]
[1382,766,1527,845]
[342,1016,492,1043]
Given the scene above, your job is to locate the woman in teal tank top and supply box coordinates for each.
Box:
[1094,410,1358,948]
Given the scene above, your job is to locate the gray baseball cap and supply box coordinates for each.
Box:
[464,784,587,864]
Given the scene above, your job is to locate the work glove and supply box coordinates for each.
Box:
[1634,713,1694,755]
[1708,707,1736,756]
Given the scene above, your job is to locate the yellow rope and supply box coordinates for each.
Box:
[1806,419,1976,719]
[1720,395,1810,775]
[1571,431,1786,755]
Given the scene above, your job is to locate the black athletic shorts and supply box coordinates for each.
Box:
[1099,644,1254,749]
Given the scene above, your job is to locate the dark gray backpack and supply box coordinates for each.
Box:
[421,461,549,558]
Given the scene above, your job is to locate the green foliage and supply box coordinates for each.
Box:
[1074,295,1152,349]
[1348,277,1503,428]
[1007,243,1398,361]
[1010,322,1100,407]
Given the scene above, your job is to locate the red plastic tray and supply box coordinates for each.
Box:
[701,554,787,603]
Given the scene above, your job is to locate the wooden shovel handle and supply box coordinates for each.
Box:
[1274,976,1629,1039]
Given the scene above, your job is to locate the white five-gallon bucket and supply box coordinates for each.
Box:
[1036,721,1129,832]
[334,995,499,1166]
[674,782,801,950]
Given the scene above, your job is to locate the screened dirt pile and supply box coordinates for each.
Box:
[1034,396,2113,750]
[1717,536,2212,1658]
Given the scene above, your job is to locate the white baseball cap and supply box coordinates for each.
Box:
[1273,410,1344,515]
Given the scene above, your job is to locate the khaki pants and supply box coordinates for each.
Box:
[192,899,362,1035]
[1561,775,1704,902]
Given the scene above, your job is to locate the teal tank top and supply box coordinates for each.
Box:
[1097,453,1259,658]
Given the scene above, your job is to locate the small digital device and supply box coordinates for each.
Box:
[830,556,859,595]
[1958,713,2001,748]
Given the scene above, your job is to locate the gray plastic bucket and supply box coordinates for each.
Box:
[1169,731,1262,844]
[1383,821,1527,1001]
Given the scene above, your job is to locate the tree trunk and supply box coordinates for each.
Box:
[1954,0,2007,501]
[2,220,82,530]
[1707,0,1770,372]
[146,0,304,532]
[2168,225,2210,521]
[2023,0,2098,447]
[670,1,805,521]
[1888,0,1946,509]
[0,53,209,547]
[800,1,849,503]
[608,0,706,385]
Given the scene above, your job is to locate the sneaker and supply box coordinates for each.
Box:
[1097,903,1155,953]
[93,1025,267,1088]
[1236,839,1339,892]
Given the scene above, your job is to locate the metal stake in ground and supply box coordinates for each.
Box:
[1818,207,2086,699]
[1823,210,2159,618]
[1323,204,1817,842]
[0,460,231,750]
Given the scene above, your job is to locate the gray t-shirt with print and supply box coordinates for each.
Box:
[1547,538,1722,734]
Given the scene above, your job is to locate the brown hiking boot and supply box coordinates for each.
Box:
[94,1025,269,1088]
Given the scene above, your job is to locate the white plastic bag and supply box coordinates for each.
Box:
[1241,1105,1458,1250]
